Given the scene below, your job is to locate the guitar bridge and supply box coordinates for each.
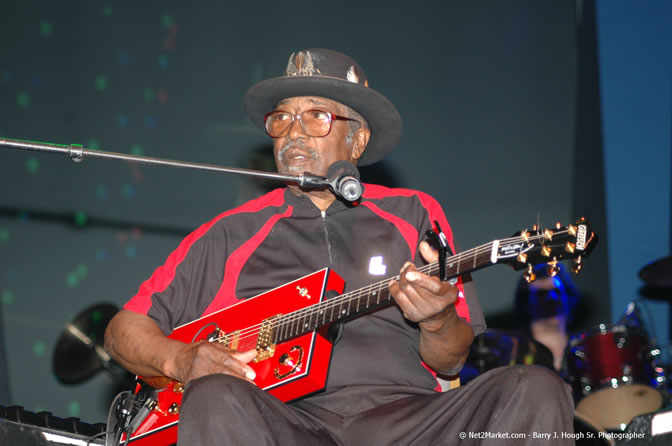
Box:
[254,314,282,362]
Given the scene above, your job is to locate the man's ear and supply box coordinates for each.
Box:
[351,127,371,162]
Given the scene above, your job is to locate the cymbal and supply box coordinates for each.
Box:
[639,256,672,288]
[52,303,119,384]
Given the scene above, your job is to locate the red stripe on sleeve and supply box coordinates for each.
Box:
[202,205,294,316]
[123,189,286,315]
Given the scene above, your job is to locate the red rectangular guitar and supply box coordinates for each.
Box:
[121,219,596,445]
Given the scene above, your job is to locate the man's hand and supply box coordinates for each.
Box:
[104,309,259,386]
[389,241,458,325]
[172,342,258,385]
[388,240,473,375]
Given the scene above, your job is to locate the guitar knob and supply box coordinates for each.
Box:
[280,353,295,368]
[168,402,179,415]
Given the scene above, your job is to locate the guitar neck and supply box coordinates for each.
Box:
[274,240,496,343]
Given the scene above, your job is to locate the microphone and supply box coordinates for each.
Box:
[326,161,364,202]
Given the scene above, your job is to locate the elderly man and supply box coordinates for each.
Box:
[105,49,574,445]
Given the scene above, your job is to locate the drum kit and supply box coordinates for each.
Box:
[462,255,672,440]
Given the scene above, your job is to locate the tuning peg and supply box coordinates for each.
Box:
[544,229,554,240]
[556,222,562,230]
[568,225,577,236]
[547,258,560,277]
[541,245,552,257]
[547,264,560,277]
[571,256,583,274]
[565,242,576,254]
[521,230,531,242]
[517,252,528,264]
[523,264,536,283]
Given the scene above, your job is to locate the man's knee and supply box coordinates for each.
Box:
[183,374,259,411]
[480,365,571,402]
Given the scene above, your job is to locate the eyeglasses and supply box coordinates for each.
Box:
[264,109,359,138]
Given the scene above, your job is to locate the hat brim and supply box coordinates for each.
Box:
[244,76,402,166]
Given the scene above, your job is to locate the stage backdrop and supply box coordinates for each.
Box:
[0,0,630,423]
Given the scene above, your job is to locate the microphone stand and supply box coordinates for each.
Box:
[0,137,330,189]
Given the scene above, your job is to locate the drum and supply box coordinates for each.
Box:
[566,324,666,431]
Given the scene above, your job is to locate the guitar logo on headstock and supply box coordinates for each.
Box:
[498,242,534,259]
[576,224,588,251]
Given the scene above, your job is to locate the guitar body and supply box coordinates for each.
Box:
[127,268,345,445]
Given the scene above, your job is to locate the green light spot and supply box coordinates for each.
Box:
[40,21,52,36]
[66,272,79,288]
[125,244,137,258]
[17,92,30,108]
[87,139,100,150]
[95,76,108,91]
[92,310,102,323]
[67,401,81,417]
[158,55,169,69]
[1,290,15,305]
[76,263,88,279]
[96,184,109,199]
[143,88,155,103]
[161,14,173,28]
[0,228,9,243]
[131,144,144,156]
[33,341,46,357]
[74,210,88,227]
[26,157,40,173]
[101,6,113,17]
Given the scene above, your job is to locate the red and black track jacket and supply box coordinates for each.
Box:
[125,184,486,410]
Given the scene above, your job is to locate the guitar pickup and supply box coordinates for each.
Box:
[254,314,282,362]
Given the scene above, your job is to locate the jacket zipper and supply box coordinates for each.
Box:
[321,210,334,266]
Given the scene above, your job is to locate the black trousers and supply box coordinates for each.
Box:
[177,365,574,445]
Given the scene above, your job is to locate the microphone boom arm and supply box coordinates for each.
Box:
[0,137,330,189]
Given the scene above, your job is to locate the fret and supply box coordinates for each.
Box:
[320,303,327,325]
[307,306,316,331]
[276,319,284,342]
[456,252,462,276]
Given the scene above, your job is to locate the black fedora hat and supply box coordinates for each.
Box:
[244,49,402,166]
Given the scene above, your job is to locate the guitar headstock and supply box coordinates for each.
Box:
[494,218,597,282]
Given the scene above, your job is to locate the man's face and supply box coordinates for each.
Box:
[271,96,364,177]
